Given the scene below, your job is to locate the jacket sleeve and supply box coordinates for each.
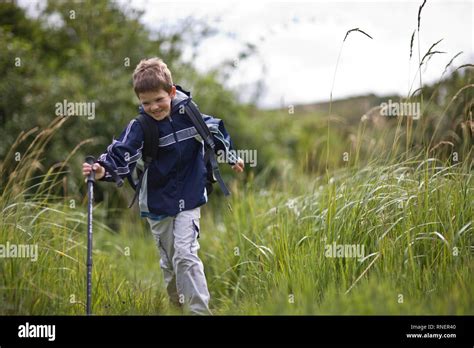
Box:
[202,114,239,165]
[96,119,144,183]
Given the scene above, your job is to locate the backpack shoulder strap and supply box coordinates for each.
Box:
[185,100,230,197]
[135,113,159,163]
[128,114,160,208]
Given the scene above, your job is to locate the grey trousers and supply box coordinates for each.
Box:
[147,207,212,315]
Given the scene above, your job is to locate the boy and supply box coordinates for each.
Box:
[82,57,244,315]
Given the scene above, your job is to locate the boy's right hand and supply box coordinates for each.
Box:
[82,162,105,180]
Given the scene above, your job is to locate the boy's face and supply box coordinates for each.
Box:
[139,86,176,121]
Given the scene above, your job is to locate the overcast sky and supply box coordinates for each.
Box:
[20,0,474,108]
[121,0,473,108]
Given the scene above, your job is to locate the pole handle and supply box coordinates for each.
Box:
[85,156,96,183]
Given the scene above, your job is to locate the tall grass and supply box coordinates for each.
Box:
[200,156,473,314]
[1,131,471,314]
[0,118,169,314]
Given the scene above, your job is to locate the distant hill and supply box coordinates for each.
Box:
[268,93,401,123]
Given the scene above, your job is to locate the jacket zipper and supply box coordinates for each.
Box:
[168,115,182,205]
[168,97,189,211]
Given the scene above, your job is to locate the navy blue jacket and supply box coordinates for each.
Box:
[97,87,237,219]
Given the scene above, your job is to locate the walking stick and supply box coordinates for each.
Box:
[85,156,96,315]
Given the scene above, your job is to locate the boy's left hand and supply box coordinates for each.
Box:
[232,158,245,173]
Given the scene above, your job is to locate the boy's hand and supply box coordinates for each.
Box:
[82,162,105,181]
[232,158,245,173]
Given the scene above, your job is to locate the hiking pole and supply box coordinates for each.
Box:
[85,155,96,315]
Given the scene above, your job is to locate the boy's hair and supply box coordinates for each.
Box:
[133,57,173,96]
